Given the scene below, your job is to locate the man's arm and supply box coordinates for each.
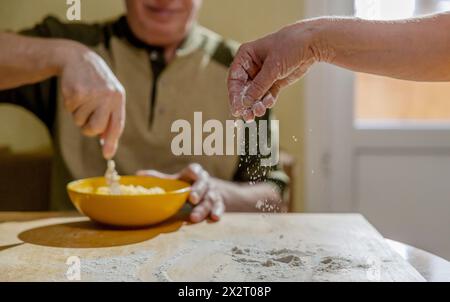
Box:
[212,178,283,212]
[0,33,67,89]
[0,32,125,159]
[138,161,286,224]
[228,12,450,121]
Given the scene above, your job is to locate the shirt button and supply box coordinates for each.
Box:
[150,51,158,61]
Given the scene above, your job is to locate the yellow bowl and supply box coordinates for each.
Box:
[67,176,191,227]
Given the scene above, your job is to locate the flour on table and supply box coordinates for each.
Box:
[80,250,153,282]
[149,239,380,282]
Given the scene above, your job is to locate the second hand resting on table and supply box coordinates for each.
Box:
[138,163,282,223]
[228,12,450,122]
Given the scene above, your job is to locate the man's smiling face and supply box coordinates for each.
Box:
[126,0,202,47]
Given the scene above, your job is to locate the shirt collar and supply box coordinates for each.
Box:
[176,22,204,57]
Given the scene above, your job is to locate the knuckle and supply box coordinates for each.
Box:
[63,83,81,96]
[250,80,266,97]
[71,83,90,97]
[238,43,249,54]
[104,89,126,106]
[63,98,76,110]
[195,208,207,217]
[193,203,205,213]
[201,170,210,180]
[192,182,206,194]
[87,118,103,134]
[82,126,95,137]
[188,163,202,173]
[206,190,219,202]
[200,200,212,211]
[267,58,282,75]
[100,88,117,100]
[73,115,84,127]
[272,81,282,91]
[61,87,73,99]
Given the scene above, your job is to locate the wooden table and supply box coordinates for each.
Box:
[386,239,450,282]
[0,211,444,282]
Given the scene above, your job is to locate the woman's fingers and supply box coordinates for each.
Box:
[248,63,311,116]
[242,108,255,123]
[252,101,267,117]
[228,46,259,117]
[243,58,279,108]
[262,93,276,109]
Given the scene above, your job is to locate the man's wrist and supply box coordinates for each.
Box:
[211,178,242,203]
[48,39,88,76]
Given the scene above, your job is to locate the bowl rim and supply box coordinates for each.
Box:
[67,175,191,197]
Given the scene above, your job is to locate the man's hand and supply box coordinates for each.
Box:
[228,22,321,122]
[61,45,126,159]
[137,163,225,223]
[0,33,126,159]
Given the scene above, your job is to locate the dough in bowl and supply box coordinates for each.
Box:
[95,184,166,195]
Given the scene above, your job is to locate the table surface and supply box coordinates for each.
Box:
[0,212,446,282]
[385,239,450,282]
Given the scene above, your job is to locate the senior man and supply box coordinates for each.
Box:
[0,0,288,221]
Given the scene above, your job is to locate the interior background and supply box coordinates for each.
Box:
[0,0,306,211]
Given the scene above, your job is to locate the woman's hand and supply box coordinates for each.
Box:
[228,13,450,122]
[228,21,324,122]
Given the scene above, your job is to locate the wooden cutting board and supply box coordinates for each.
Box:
[0,213,425,282]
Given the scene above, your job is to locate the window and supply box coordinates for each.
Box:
[354,0,450,122]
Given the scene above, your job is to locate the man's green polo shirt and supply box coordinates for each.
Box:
[0,16,289,209]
